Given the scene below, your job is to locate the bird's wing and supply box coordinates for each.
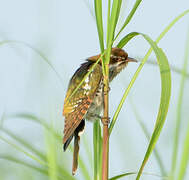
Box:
[63,62,102,143]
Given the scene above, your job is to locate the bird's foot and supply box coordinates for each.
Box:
[101,116,110,126]
[103,86,111,95]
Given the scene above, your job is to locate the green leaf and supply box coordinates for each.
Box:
[107,0,121,43]
[176,27,189,180]
[110,9,189,134]
[0,155,73,180]
[130,101,166,176]
[114,0,142,41]
[116,9,189,49]
[177,121,189,180]
[146,59,189,78]
[6,113,90,179]
[0,155,49,176]
[106,0,122,64]
[44,127,58,180]
[1,127,46,161]
[109,32,171,180]
[109,171,167,180]
[6,113,62,140]
[136,36,171,180]
[109,172,136,180]
[94,0,104,52]
[93,121,102,180]
[0,40,64,85]
[0,135,47,166]
[117,32,139,48]
[110,0,122,41]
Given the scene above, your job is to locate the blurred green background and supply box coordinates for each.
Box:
[0,0,189,180]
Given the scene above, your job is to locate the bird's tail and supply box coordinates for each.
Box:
[72,119,85,175]
[72,134,80,175]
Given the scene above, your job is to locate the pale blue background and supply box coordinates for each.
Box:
[0,0,189,179]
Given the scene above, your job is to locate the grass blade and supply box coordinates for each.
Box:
[175,27,189,180]
[106,0,121,56]
[117,32,139,48]
[109,32,171,179]
[114,0,142,41]
[6,113,62,140]
[130,100,166,175]
[117,10,189,49]
[111,0,122,41]
[109,172,136,180]
[94,0,104,52]
[0,135,46,166]
[0,155,72,180]
[109,171,167,180]
[177,120,189,180]
[0,155,49,177]
[5,113,86,179]
[0,40,64,85]
[145,59,189,78]
[1,127,46,161]
[135,36,171,180]
[93,120,102,180]
[110,9,189,133]
[44,128,58,180]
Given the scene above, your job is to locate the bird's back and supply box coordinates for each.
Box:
[63,61,103,144]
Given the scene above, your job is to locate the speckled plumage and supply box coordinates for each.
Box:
[62,48,137,175]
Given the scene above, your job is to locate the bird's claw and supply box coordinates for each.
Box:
[101,116,110,126]
[103,86,111,95]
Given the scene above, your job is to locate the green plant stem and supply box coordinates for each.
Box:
[177,119,189,180]
[171,27,189,180]
[93,121,102,180]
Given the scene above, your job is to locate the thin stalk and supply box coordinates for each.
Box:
[106,0,111,46]
[177,119,189,180]
[93,122,98,180]
[93,120,102,180]
[102,63,110,180]
[171,27,189,179]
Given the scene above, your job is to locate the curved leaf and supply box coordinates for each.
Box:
[109,32,171,180]
[117,32,139,48]
[109,171,167,180]
[0,40,64,85]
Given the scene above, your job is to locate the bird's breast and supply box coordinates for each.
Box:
[85,80,104,121]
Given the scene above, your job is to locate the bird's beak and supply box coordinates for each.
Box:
[126,57,138,63]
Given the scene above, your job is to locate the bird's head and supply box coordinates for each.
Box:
[88,47,137,81]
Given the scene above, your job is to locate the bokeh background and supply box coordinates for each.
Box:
[0,0,189,179]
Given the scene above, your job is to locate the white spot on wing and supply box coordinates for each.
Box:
[85,76,89,83]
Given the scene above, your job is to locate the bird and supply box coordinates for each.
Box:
[62,47,137,175]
